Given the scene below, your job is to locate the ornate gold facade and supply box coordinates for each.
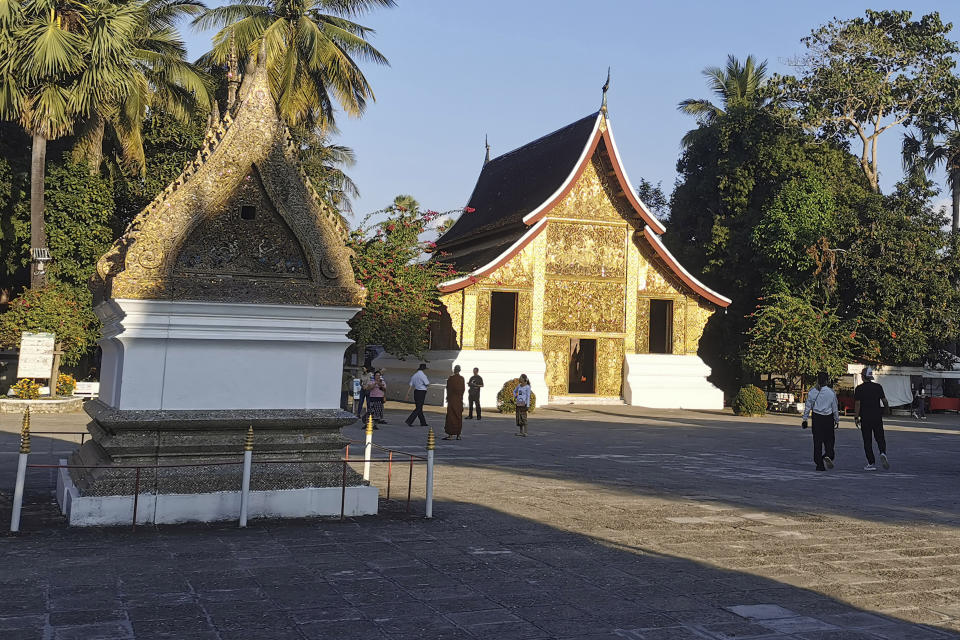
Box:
[436,120,724,400]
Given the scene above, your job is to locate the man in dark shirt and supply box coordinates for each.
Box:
[466,368,484,420]
[854,366,890,471]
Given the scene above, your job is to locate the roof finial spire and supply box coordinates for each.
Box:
[601,67,611,114]
[484,134,491,165]
[226,31,240,109]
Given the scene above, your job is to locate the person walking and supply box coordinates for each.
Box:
[854,366,890,470]
[801,371,839,471]
[467,367,484,420]
[366,371,387,426]
[513,374,532,437]
[404,364,430,427]
[443,365,465,440]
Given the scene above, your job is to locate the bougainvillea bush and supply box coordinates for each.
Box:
[348,196,465,359]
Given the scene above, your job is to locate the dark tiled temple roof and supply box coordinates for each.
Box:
[437,112,599,251]
[434,227,528,273]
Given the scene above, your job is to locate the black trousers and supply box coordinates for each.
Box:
[406,389,428,426]
[468,393,481,419]
[860,418,886,464]
[811,413,835,468]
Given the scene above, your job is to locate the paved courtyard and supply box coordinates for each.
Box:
[2,403,960,639]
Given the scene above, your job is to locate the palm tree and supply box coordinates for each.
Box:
[903,120,960,232]
[194,0,394,129]
[72,0,211,174]
[678,54,770,146]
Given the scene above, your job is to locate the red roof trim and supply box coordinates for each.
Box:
[642,226,731,307]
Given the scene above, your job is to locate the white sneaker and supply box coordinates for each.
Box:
[880,453,889,470]
[823,456,834,469]
[864,464,876,471]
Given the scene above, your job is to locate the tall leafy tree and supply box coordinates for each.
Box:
[71,0,211,174]
[777,10,959,193]
[194,0,395,129]
[902,108,960,231]
[677,54,769,146]
[0,0,142,287]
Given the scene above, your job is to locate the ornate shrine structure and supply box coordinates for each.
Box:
[58,49,375,525]
[378,101,730,409]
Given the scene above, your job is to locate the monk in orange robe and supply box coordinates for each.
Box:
[444,365,465,440]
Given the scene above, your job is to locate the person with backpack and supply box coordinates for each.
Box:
[801,371,839,471]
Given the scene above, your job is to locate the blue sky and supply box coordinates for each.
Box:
[184,1,960,223]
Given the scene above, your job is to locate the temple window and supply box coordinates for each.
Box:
[649,299,674,354]
[240,205,257,220]
[489,291,518,349]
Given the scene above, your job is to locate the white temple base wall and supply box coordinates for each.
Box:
[623,354,724,410]
[57,461,378,526]
[96,299,358,411]
[372,350,549,408]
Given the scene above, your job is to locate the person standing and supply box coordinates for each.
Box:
[356,366,371,417]
[801,371,839,471]
[854,366,890,470]
[366,371,386,426]
[443,365,466,440]
[912,384,926,420]
[513,374,532,437]
[404,364,430,427]
[467,367,484,420]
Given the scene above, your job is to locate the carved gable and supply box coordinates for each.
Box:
[174,166,310,280]
[93,54,363,307]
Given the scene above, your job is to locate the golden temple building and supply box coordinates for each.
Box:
[377,104,730,409]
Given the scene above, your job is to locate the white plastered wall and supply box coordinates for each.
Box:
[97,299,358,411]
[623,354,724,410]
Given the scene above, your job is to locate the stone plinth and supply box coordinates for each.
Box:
[623,354,724,409]
[67,400,361,497]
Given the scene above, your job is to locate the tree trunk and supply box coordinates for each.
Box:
[952,186,959,233]
[30,132,48,289]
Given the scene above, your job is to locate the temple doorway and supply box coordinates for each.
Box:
[489,291,518,349]
[568,338,597,394]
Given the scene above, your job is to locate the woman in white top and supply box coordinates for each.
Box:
[513,374,532,437]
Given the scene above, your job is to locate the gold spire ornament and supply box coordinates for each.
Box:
[244,425,254,452]
[20,407,31,454]
[484,134,491,165]
[426,427,435,451]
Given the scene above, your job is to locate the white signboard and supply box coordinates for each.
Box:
[17,332,55,379]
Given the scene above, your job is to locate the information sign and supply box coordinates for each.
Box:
[17,332,56,379]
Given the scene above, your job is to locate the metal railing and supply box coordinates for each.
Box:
[8,411,435,532]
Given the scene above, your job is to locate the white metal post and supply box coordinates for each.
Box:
[10,408,31,533]
[239,426,253,528]
[425,428,435,519]
[363,415,373,482]
[10,453,28,533]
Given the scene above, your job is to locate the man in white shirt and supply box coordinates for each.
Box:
[404,363,430,427]
[801,371,840,471]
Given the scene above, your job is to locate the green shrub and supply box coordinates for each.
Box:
[497,378,537,413]
[732,385,767,416]
[0,285,98,366]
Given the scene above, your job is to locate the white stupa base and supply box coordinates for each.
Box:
[373,349,549,408]
[624,354,724,409]
[57,460,378,526]
[96,299,357,411]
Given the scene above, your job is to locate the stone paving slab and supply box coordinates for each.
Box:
[1,406,960,639]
